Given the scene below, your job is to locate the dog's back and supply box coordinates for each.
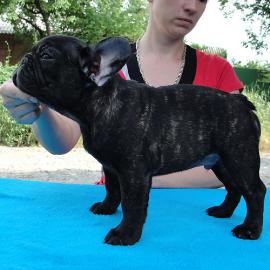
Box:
[114,80,259,174]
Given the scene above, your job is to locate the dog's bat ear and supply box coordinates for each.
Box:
[79,46,101,77]
[90,37,131,86]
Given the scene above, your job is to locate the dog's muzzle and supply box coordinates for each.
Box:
[14,52,47,94]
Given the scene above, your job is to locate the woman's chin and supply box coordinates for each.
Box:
[166,25,193,40]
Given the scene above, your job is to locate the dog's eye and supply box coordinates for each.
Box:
[39,47,57,60]
[40,52,51,59]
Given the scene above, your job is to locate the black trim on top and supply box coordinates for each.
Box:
[126,43,197,85]
[180,45,197,84]
[126,43,145,83]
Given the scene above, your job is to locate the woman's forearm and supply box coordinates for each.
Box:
[31,106,81,155]
[152,167,223,188]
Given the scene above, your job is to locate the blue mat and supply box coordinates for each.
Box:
[0,178,269,270]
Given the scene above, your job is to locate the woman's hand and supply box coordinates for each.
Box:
[0,79,45,125]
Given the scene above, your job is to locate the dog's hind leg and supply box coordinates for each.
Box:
[90,167,121,215]
[207,159,241,218]
[222,150,266,240]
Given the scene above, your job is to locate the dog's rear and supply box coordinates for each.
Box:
[235,94,261,137]
[206,92,265,240]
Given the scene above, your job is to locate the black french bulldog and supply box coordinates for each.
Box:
[13,35,266,245]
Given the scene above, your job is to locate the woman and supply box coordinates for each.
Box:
[0,0,243,188]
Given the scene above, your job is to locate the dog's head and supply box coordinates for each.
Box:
[13,35,130,119]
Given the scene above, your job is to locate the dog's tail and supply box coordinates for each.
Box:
[236,94,261,138]
[236,94,256,111]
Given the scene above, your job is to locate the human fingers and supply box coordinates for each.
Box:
[9,103,43,125]
[15,108,42,125]
[0,79,38,103]
[9,102,39,119]
[3,96,39,110]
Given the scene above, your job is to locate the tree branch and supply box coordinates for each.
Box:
[17,14,45,37]
[34,0,51,35]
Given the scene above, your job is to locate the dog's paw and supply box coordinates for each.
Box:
[90,202,117,215]
[232,224,261,240]
[104,227,141,246]
[206,206,233,218]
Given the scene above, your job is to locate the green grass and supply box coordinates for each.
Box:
[245,86,270,152]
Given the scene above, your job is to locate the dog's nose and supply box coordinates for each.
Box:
[21,53,33,65]
[21,57,28,65]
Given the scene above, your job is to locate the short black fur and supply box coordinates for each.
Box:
[13,35,266,245]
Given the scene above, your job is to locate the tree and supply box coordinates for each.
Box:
[191,43,227,59]
[0,0,147,43]
[218,0,270,53]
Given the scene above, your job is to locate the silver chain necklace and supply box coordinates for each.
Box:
[136,39,187,87]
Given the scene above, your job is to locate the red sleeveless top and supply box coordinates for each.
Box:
[95,45,244,185]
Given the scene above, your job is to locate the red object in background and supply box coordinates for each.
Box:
[95,175,105,185]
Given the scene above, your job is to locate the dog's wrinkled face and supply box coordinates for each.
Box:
[13,35,131,119]
[13,36,90,113]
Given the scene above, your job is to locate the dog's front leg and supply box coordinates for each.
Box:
[104,171,152,245]
[90,167,121,215]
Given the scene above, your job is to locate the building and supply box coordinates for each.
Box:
[0,21,32,65]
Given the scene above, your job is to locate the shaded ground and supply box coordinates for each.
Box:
[0,146,270,186]
[0,146,101,184]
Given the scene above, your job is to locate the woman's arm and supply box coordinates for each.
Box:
[0,80,81,155]
[230,90,240,94]
[31,106,81,155]
[152,167,223,188]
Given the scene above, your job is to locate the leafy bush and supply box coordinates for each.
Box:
[245,86,270,152]
[191,43,228,59]
[0,62,37,146]
[0,62,16,84]
[1,0,147,44]
[0,99,37,146]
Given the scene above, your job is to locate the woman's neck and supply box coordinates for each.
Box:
[139,25,185,61]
